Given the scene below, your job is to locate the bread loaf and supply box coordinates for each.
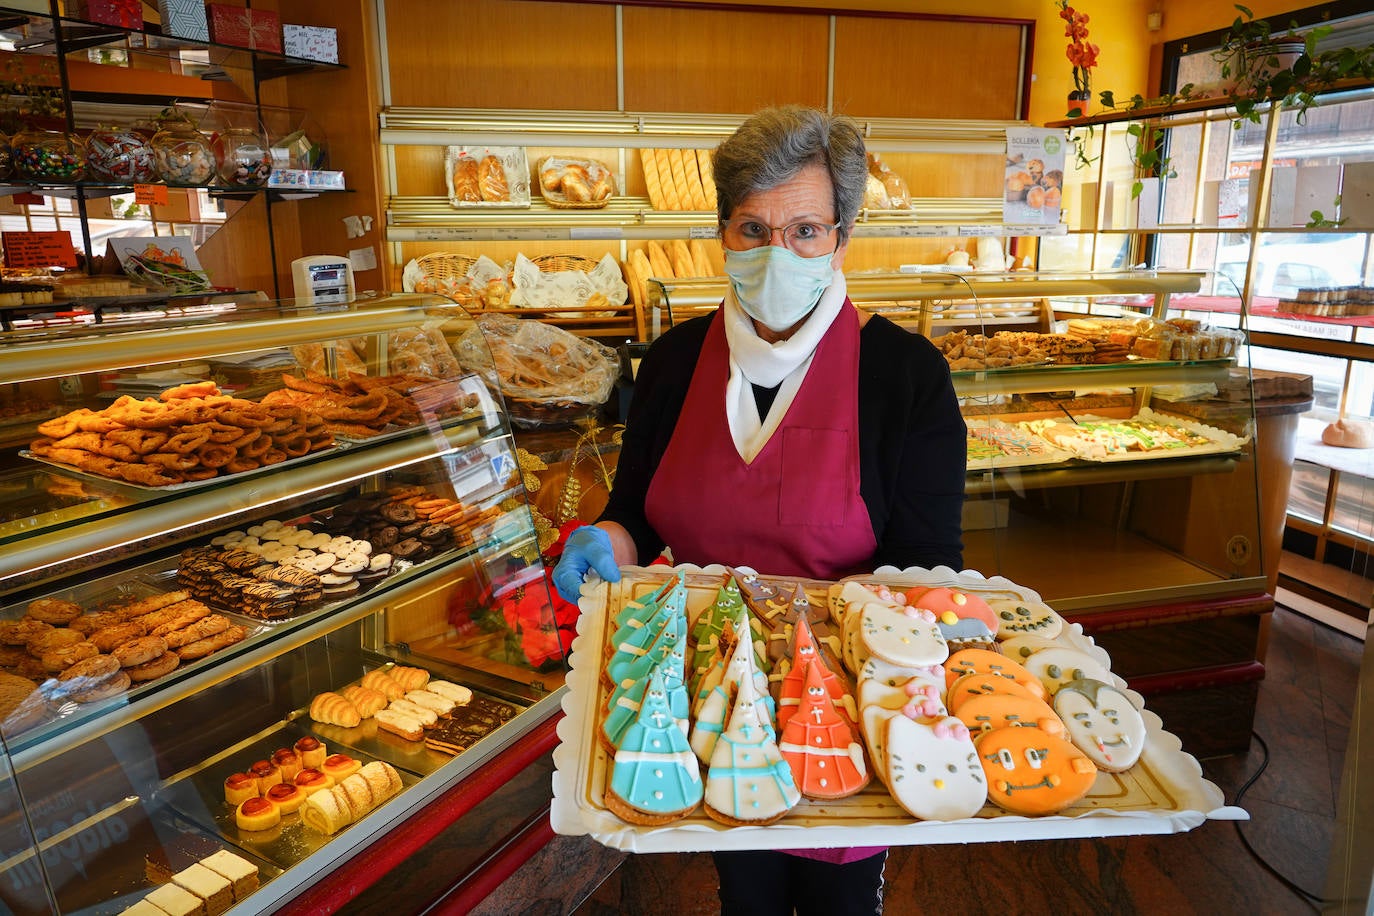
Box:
[341,685,388,718]
[646,242,674,280]
[689,240,714,277]
[1323,418,1374,448]
[666,149,691,211]
[680,151,708,210]
[630,250,654,307]
[309,691,361,728]
[477,155,508,202]
[561,166,593,202]
[640,149,664,210]
[452,157,481,203]
[669,240,695,278]
[696,149,717,209]
[655,150,682,210]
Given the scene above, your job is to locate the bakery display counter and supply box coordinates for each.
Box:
[0,294,572,915]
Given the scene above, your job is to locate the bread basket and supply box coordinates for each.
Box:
[536,156,615,210]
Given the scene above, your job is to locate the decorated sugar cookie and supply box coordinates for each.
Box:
[607,600,686,688]
[779,660,869,799]
[604,650,690,749]
[1020,646,1115,696]
[861,704,899,787]
[954,691,1065,741]
[989,599,1065,640]
[777,615,857,731]
[943,648,1046,699]
[842,603,872,674]
[691,628,774,763]
[704,671,799,825]
[907,586,999,633]
[945,671,1046,714]
[978,726,1098,816]
[999,634,1065,663]
[1053,678,1146,772]
[858,676,946,720]
[860,601,949,668]
[886,715,986,821]
[828,580,882,625]
[688,578,767,693]
[859,657,944,689]
[613,574,680,628]
[606,669,703,825]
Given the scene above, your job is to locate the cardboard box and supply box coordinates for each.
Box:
[158,0,209,42]
[80,0,143,28]
[206,4,251,48]
[247,8,281,53]
[283,24,338,64]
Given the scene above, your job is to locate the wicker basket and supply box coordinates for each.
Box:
[530,254,598,274]
[413,252,478,284]
[536,156,614,210]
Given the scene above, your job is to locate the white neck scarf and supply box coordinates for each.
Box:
[722,271,848,463]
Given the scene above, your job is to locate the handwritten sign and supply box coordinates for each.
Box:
[1,231,78,269]
[134,184,169,205]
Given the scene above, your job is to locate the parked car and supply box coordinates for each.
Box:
[1214,235,1368,298]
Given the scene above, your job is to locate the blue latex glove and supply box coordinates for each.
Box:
[553,525,621,603]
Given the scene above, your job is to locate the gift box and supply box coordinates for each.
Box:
[206,4,251,48]
[82,0,143,28]
[247,8,282,53]
[282,24,338,64]
[158,0,209,41]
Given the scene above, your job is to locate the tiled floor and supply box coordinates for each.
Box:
[529,606,1363,916]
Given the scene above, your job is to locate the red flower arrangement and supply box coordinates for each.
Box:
[1058,0,1100,102]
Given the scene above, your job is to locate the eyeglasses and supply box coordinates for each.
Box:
[719,218,841,257]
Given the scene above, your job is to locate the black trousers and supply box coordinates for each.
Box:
[713,849,887,916]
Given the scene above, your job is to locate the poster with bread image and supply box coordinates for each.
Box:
[445,146,530,208]
[1003,127,1064,225]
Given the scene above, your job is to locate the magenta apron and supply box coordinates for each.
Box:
[645,303,877,581]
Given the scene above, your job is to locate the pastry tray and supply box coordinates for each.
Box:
[21,444,339,493]
[1021,408,1248,464]
[550,563,1247,853]
[157,716,421,871]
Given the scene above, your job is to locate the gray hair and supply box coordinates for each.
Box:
[711,105,867,242]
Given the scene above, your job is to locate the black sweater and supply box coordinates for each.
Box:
[599,312,968,573]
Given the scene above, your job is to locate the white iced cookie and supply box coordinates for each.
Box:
[989,599,1065,640]
[828,581,882,625]
[860,602,948,668]
[1053,678,1146,772]
[1022,646,1115,695]
[885,715,986,821]
[999,634,1065,663]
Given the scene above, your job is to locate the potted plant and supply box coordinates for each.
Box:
[1057,0,1099,118]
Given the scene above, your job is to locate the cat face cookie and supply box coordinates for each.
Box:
[1020,647,1114,696]
[1053,678,1146,772]
[954,692,1066,741]
[860,602,949,668]
[886,715,986,821]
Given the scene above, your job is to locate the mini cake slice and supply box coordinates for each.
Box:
[198,849,259,901]
[121,900,169,916]
[145,882,206,916]
[171,862,233,916]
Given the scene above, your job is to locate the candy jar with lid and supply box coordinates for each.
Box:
[214,126,271,188]
[150,113,214,186]
[12,126,85,182]
[85,125,155,184]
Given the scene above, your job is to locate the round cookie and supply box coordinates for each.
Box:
[58,653,122,684]
[27,627,84,655]
[2,618,53,647]
[998,634,1064,663]
[954,691,1066,741]
[943,648,1046,699]
[906,586,999,633]
[989,599,1065,640]
[0,645,28,667]
[0,672,46,734]
[945,671,1046,714]
[860,602,948,668]
[979,726,1098,815]
[27,598,84,625]
[40,640,98,673]
[125,651,180,682]
[0,671,40,720]
[885,714,987,821]
[68,609,130,635]
[114,635,168,668]
[1053,678,1147,772]
[89,621,147,653]
[69,669,131,702]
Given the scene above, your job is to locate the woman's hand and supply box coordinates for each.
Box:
[552,524,623,602]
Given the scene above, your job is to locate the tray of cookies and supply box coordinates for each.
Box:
[158,715,416,870]
[550,563,1246,853]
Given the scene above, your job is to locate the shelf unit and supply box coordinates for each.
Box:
[0,292,568,915]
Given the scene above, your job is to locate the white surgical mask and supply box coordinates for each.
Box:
[723,245,836,333]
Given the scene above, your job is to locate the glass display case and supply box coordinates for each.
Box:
[0,293,566,914]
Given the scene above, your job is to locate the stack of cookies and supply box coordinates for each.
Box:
[323,489,481,561]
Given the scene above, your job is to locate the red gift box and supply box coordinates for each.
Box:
[206,4,251,48]
[247,8,282,53]
[84,0,143,28]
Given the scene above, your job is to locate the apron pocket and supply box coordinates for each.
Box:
[779,426,852,527]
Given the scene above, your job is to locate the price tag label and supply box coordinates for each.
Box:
[1,230,78,269]
[959,225,1002,237]
[134,184,170,205]
[688,226,719,240]
[570,227,623,240]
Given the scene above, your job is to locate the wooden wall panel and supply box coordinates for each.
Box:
[832,18,1021,119]
[384,0,619,110]
[622,7,828,113]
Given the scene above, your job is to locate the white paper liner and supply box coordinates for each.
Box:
[551,563,1247,852]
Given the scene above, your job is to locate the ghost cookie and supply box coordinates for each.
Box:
[990,599,1065,640]
[1053,678,1146,772]
[886,715,986,821]
[1020,646,1115,696]
[978,726,1098,816]
[860,602,948,668]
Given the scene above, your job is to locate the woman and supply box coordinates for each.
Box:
[554,105,966,916]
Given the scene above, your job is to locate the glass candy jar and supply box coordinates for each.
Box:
[150,116,214,186]
[85,127,155,184]
[0,132,11,181]
[12,127,85,182]
[214,126,272,188]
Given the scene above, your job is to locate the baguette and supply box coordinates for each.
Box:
[680,151,708,210]
[689,240,715,277]
[310,691,362,728]
[375,707,425,741]
[696,149,718,209]
[654,149,682,210]
[665,149,691,211]
[623,255,644,310]
[630,250,654,307]
[669,240,695,278]
[640,149,664,210]
[646,242,674,280]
